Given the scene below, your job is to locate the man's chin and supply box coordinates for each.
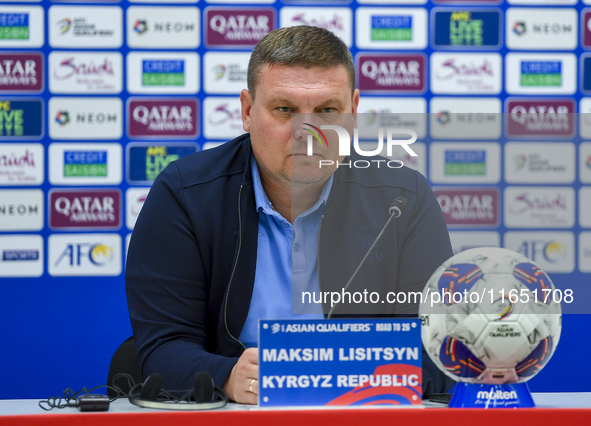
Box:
[290,153,331,166]
[288,154,337,183]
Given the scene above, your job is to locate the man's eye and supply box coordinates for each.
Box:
[277,107,290,113]
[321,108,335,113]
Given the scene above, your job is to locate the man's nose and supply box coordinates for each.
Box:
[292,126,308,141]
[291,113,320,141]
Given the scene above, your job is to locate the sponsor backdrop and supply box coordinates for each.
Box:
[0,0,590,398]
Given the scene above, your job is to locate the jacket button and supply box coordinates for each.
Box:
[293,243,300,252]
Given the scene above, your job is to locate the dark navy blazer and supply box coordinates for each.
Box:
[126,134,455,396]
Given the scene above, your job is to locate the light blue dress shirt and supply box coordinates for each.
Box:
[238,157,332,348]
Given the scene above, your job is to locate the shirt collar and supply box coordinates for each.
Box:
[251,155,333,218]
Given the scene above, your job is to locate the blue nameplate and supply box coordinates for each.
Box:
[258,319,422,407]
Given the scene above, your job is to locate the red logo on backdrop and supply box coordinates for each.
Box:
[49,189,121,230]
[508,191,567,216]
[434,188,499,227]
[128,98,198,138]
[506,99,575,138]
[584,11,591,48]
[53,57,114,80]
[0,53,43,92]
[357,54,425,93]
[205,8,275,47]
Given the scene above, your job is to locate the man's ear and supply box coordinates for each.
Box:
[351,88,360,126]
[240,89,253,132]
[351,88,360,114]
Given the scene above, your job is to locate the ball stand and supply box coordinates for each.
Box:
[449,382,535,408]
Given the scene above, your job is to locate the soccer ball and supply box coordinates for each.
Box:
[419,247,562,384]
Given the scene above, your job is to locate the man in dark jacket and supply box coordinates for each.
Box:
[126,26,454,404]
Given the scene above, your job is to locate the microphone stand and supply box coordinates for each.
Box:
[327,198,406,319]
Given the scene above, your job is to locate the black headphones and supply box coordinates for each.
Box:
[129,371,228,410]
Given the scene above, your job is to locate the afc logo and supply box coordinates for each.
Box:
[515,240,566,263]
[54,243,114,267]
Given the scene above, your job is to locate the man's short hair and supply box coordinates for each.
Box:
[247,26,356,99]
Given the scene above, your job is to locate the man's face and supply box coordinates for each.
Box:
[241,64,359,190]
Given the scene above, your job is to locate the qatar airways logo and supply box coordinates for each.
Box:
[205,8,275,47]
[358,54,425,92]
[49,189,121,230]
[0,54,43,92]
[584,11,591,48]
[506,99,574,137]
[304,123,417,169]
[435,188,499,227]
[128,98,198,138]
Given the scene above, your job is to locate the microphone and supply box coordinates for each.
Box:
[193,371,214,403]
[389,196,407,218]
[327,196,408,319]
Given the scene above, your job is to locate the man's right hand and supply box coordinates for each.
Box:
[222,348,259,404]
